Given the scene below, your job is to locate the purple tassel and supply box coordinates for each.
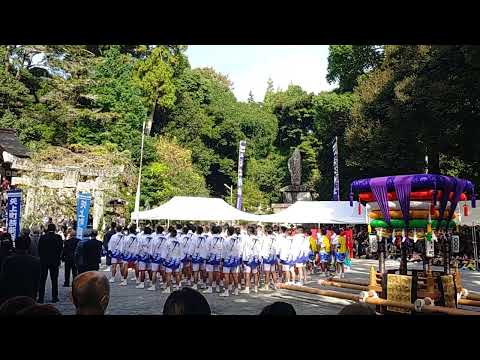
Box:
[349,192,354,207]
[472,191,476,208]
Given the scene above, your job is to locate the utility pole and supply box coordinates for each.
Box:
[134,121,146,227]
[224,183,233,206]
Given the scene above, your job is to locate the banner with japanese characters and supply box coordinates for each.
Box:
[7,189,22,241]
[236,140,247,210]
[76,192,91,241]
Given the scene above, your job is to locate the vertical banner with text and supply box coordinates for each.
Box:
[76,192,91,241]
[7,189,22,241]
[332,136,340,201]
[236,140,247,210]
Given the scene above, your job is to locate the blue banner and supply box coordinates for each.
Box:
[76,192,91,241]
[236,140,247,210]
[332,136,340,201]
[7,190,22,241]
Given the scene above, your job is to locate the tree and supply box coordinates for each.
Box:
[141,137,209,207]
[327,45,384,92]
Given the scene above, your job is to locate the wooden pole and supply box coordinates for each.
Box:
[318,279,368,291]
[277,283,480,315]
[458,299,480,307]
[277,283,360,302]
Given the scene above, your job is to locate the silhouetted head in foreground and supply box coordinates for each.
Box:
[163,288,211,315]
[0,296,36,316]
[260,301,296,315]
[71,271,110,315]
[17,304,62,316]
[338,303,376,315]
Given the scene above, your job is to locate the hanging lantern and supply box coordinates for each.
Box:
[464,203,469,217]
[358,202,362,215]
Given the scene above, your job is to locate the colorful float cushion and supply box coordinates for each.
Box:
[359,190,467,203]
[370,219,456,229]
[368,210,457,220]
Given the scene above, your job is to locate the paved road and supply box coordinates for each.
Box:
[45,259,480,315]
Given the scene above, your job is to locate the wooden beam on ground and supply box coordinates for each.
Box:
[277,283,480,316]
[277,283,360,302]
[318,279,368,291]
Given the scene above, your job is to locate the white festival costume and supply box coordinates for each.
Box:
[279,234,295,266]
[223,234,242,268]
[243,235,262,267]
[137,233,154,263]
[190,233,208,264]
[261,233,278,265]
[180,232,193,262]
[150,232,168,264]
[206,234,224,266]
[108,232,124,260]
[120,233,138,262]
[164,235,182,270]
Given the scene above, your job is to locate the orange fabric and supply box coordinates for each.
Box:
[359,190,467,202]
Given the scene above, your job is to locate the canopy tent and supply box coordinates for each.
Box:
[258,201,367,224]
[131,196,260,222]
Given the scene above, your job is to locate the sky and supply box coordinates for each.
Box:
[186,45,337,102]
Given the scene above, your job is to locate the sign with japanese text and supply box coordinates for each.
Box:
[7,189,22,241]
[76,192,91,241]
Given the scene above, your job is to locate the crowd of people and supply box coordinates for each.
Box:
[0,215,380,315]
[104,222,354,297]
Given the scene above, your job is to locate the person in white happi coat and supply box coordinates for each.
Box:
[147,225,168,291]
[279,226,296,284]
[135,226,154,289]
[119,224,138,286]
[108,225,125,283]
[260,225,279,291]
[179,226,194,286]
[240,226,263,294]
[162,229,183,294]
[219,226,243,297]
[189,225,208,290]
[202,225,225,294]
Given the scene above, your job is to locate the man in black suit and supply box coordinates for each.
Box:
[75,229,103,274]
[62,230,79,287]
[38,223,63,303]
[103,222,116,268]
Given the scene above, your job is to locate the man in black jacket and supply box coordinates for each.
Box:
[103,222,116,268]
[75,229,103,274]
[62,230,79,287]
[38,223,63,303]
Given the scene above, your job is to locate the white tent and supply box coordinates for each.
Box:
[131,196,260,222]
[258,201,367,224]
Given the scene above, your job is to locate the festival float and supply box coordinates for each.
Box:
[346,174,477,310]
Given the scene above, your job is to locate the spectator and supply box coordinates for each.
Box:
[15,228,32,255]
[62,230,79,287]
[0,254,41,303]
[71,271,110,315]
[28,225,41,258]
[0,296,36,316]
[103,222,116,269]
[75,229,103,273]
[260,301,296,315]
[163,288,211,315]
[338,303,376,315]
[17,303,62,316]
[0,232,14,268]
[38,223,63,303]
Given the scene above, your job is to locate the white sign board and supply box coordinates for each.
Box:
[369,234,378,253]
[451,235,460,254]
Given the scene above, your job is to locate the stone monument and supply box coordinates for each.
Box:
[272,148,313,213]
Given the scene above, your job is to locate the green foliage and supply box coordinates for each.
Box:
[327,45,384,92]
[141,137,209,207]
